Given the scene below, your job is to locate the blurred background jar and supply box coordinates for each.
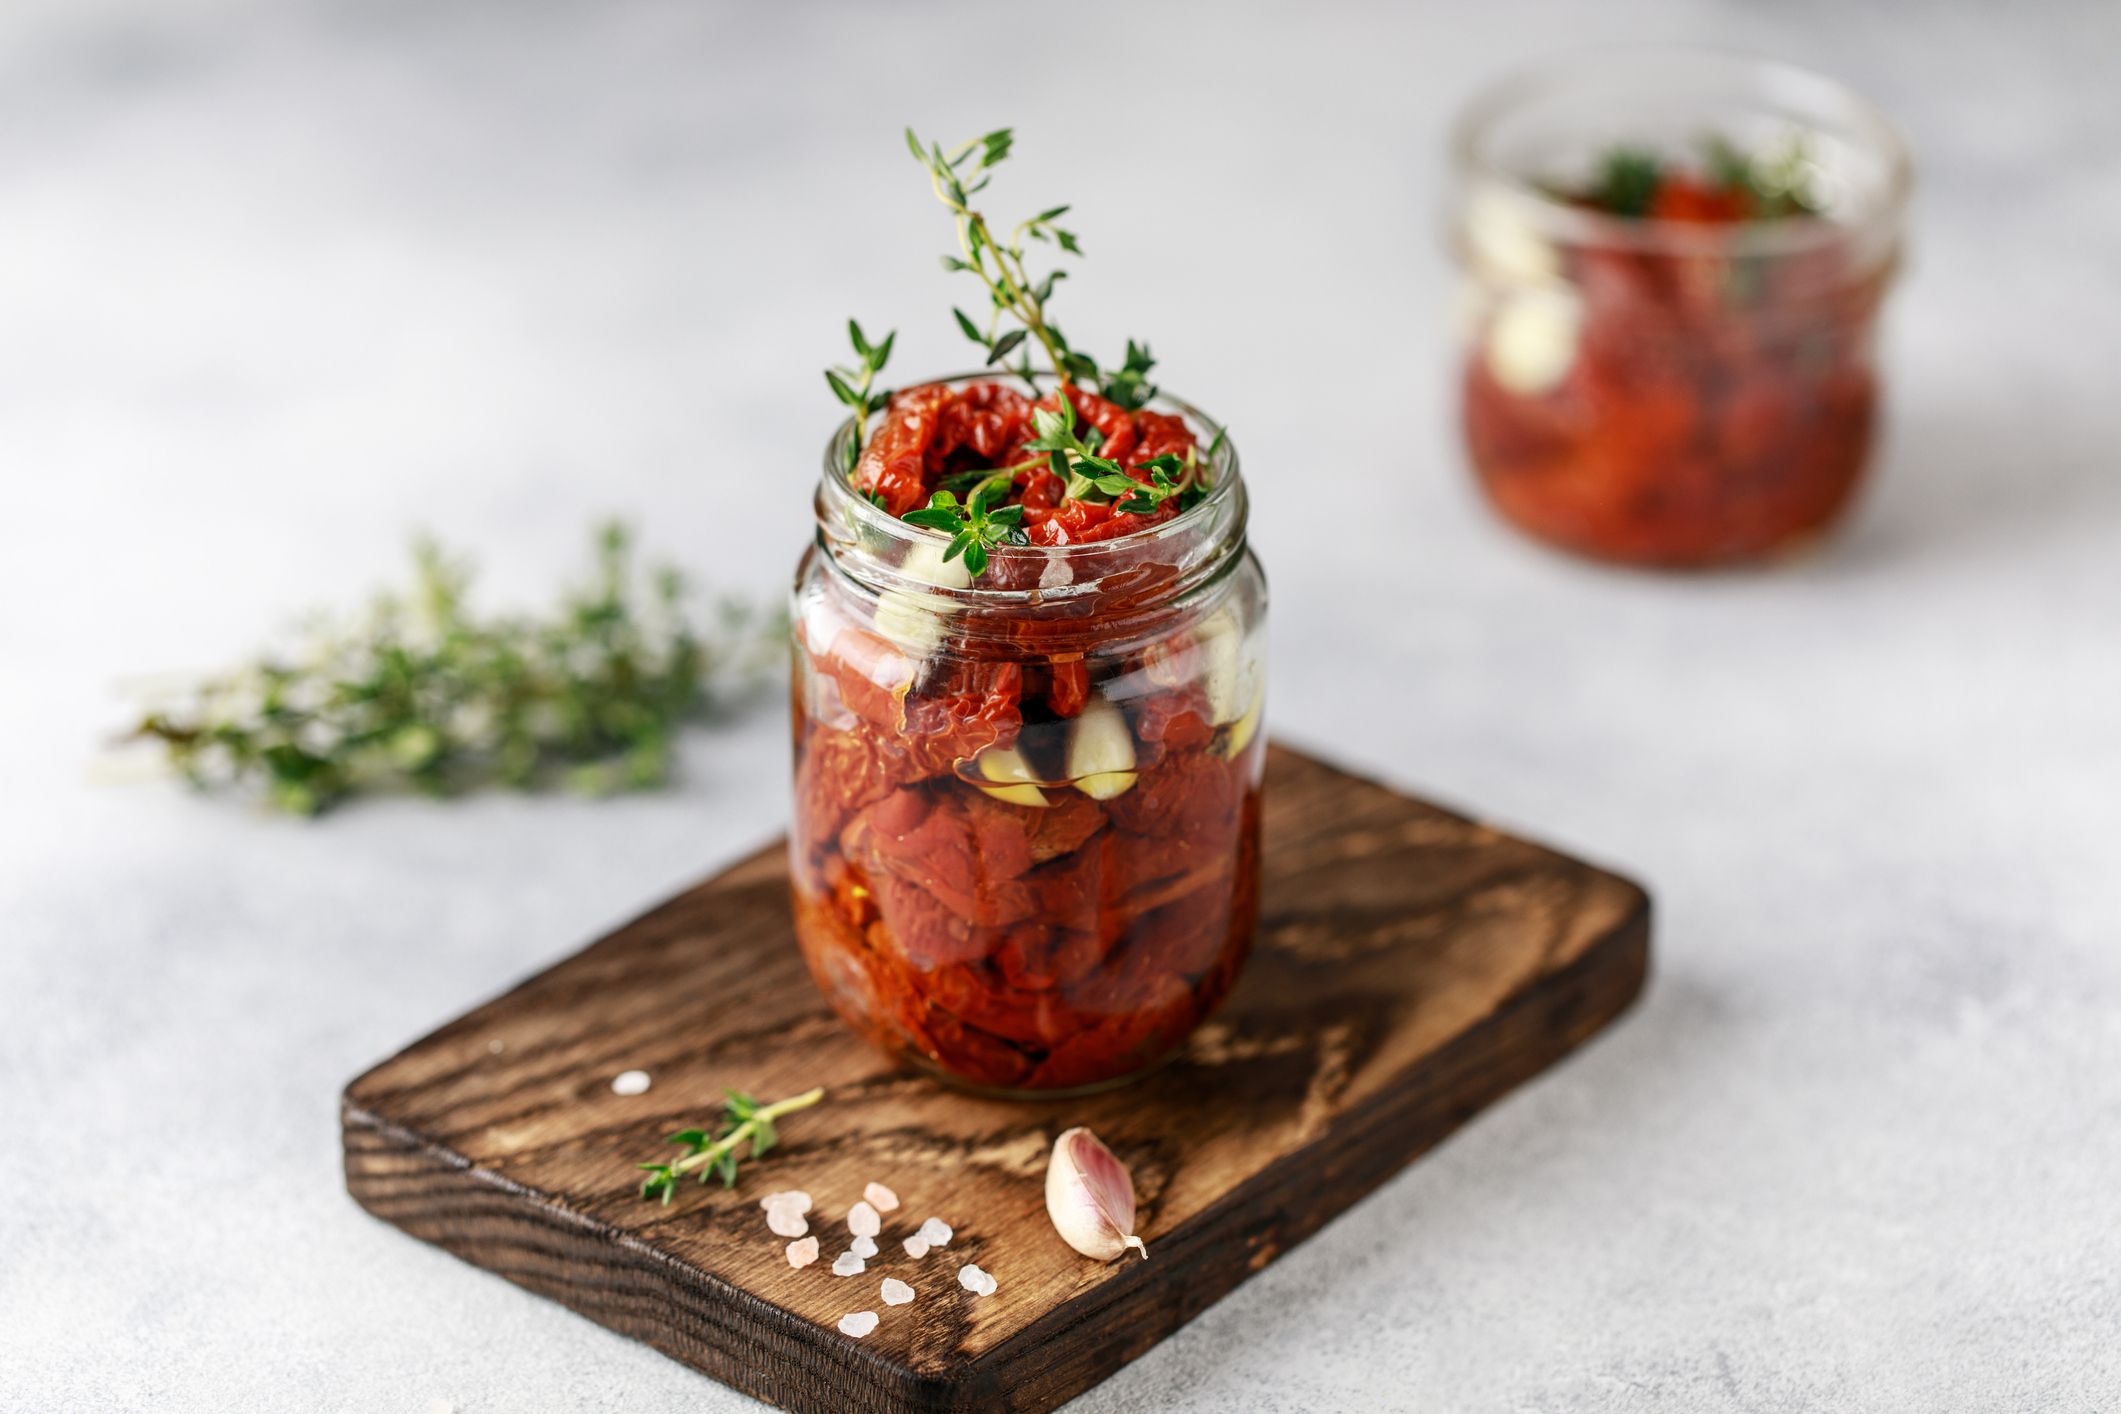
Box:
[1450,51,1912,567]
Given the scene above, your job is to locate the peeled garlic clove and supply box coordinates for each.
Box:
[972,744,1049,808]
[1223,684,1265,759]
[873,541,972,653]
[1044,1126,1148,1263]
[1196,611,1247,726]
[1484,287,1582,396]
[1464,184,1561,285]
[1067,698,1137,801]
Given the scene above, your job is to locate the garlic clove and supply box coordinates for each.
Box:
[972,744,1049,808]
[1484,287,1583,396]
[1044,1126,1148,1263]
[1464,184,1562,285]
[1223,684,1265,759]
[873,541,972,653]
[1067,698,1137,801]
[1196,610,1264,727]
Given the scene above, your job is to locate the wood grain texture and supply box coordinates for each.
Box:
[342,744,1650,1412]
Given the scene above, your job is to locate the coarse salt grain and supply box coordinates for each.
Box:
[767,1206,809,1239]
[837,1311,878,1338]
[832,1250,866,1277]
[850,1234,878,1259]
[610,1070,651,1096]
[916,1217,953,1248]
[958,1263,997,1297]
[880,1278,915,1306]
[902,1235,930,1259]
[863,1182,901,1212]
[759,1190,812,1215]
[786,1236,819,1269]
[847,1200,881,1238]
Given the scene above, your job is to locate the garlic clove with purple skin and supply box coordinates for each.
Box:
[1044,1126,1148,1262]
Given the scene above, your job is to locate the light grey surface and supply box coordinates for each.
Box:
[3,2,2118,1410]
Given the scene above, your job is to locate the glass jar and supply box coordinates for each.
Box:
[789,375,1267,1094]
[1450,51,1912,566]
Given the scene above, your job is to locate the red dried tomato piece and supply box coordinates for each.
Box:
[1129,409,1195,465]
[1046,656,1090,717]
[933,381,1034,465]
[1649,174,1750,224]
[856,383,951,515]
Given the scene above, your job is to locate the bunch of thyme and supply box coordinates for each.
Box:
[127,524,774,815]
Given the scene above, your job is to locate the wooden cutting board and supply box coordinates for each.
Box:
[342,744,1649,1412]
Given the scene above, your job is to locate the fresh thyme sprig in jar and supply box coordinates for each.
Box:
[790,127,1267,1094]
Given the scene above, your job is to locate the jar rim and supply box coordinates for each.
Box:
[813,371,1246,609]
[1452,47,1914,261]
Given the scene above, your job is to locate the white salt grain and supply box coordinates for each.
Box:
[486,1039,504,1055]
[916,1217,953,1248]
[832,1250,866,1277]
[863,1181,901,1212]
[610,1069,652,1096]
[848,1200,881,1238]
[759,1190,813,1215]
[902,1235,930,1259]
[957,1263,997,1297]
[786,1236,819,1269]
[850,1234,878,1259]
[837,1311,879,1338]
[767,1206,809,1239]
[880,1278,915,1306]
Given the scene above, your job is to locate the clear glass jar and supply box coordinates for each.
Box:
[1451,50,1912,565]
[790,375,1267,1094]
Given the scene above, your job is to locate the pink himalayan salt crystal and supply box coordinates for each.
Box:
[831,1250,866,1277]
[766,1206,809,1239]
[759,1190,812,1215]
[847,1200,881,1238]
[785,1236,819,1269]
[957,1263,997,1297]
[863,1182,901,1213]
[850,1235,878,1259]
[880,1277,915,1306]
[902,1235,930,1259]
[837,1311,878,1338]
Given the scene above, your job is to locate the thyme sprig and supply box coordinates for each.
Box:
[637,1086,826,1205]
[126,525,772,815]
[905,126,1154,406]
[825,319,896,471]
[1587,136,1822,221]
[902,481,1028,576]
[1022,405,1214,516]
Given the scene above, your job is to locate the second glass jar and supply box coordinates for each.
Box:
[1451,51,1912,566]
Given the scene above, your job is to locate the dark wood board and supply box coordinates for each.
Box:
[343,743,1650,1412]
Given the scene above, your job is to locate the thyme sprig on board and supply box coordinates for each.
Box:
[637,1087,826,1204]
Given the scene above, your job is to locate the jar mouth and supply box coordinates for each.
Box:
[1453,47,1913,263]
[813,372,1245,611]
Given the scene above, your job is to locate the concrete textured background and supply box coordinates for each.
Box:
[3,1,2118,1409]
